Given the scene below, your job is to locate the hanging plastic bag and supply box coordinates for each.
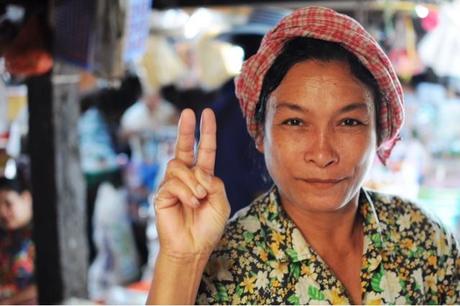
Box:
[88,182,140,301]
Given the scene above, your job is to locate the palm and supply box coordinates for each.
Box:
[155,109,230,257]
[157,197,227,254]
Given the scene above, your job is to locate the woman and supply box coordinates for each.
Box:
[0,176,36,304]
[147,7,459,305]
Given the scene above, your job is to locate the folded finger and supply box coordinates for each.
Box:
[155,178,200,210]
[165,159,207,199]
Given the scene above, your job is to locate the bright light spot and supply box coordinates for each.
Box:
[224,45,245,75]
[415,5,429,19]
[4,159,16,179]
[184,8,213,39]
[163,9,189,28]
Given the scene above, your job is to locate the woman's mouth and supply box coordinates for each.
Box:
[299,177,347,188]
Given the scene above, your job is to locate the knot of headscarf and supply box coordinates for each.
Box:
[235,6,404,164]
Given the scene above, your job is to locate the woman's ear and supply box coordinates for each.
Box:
[255,125,264,153]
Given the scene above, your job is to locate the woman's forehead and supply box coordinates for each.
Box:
[280,60,366,88]
[270,60,374,109]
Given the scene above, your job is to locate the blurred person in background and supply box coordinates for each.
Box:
[0,174,35,305]
[120,85,179,279]
[79,73,142,262]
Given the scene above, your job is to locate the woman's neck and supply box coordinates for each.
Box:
[281,194,363,256]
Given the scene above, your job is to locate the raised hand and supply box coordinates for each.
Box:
[154,108,231,259]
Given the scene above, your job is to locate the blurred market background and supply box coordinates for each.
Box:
[0,0,459,304]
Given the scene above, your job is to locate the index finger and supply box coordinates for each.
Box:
[174,109,196,166]
[196,108,216,174]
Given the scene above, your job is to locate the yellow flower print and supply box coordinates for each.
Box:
[268,201,278,214]
[424,273,437,292]
[256,247,268,262]
[401,238,415,251]
[365,292,383,305]
[270,242,283,259]
[367,257,382,272]
[437,268,445,281]
[427,255,437,267]
[271,279,280,288]
[272,231,285,245]
[325,288,348,305]
[269,261,288,281]
[435,233,448,255]
[389,230,401,242]
[410,210,424,223]
[241,275,257,294]
[396,213,411,231]
[301,265,310,275]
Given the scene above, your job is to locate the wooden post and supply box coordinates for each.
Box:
[52,64,88,300]
[27,63,88,303]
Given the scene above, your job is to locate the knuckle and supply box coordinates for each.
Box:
[166,158,180,169]
[199,146,216,154]
[212,176,225,189]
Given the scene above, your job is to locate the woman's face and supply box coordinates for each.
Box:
[257,60,377,213]
[0,189,32,230]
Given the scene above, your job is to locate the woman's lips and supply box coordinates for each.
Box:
[299,177,347,188]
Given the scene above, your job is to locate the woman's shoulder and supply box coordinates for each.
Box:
[365,189,458,252]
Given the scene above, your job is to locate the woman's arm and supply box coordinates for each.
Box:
[146,109,230,305]
[147,253,210,304]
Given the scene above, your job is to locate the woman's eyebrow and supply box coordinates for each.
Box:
[275,102,308,112]
[275,101,370,114]
[338,102,370,114]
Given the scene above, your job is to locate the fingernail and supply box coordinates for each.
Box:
[191,197,200,206]
[196,185,207,198]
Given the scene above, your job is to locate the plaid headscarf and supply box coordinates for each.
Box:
[235,6,404,164]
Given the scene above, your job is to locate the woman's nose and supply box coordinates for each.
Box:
[304,130,339,168]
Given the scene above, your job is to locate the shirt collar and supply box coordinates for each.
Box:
[259,186,387,264]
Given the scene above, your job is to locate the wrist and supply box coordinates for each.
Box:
[148,250,211,304]
[157,249,212,266]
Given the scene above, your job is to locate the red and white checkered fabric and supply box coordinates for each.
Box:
[235,6,404,164]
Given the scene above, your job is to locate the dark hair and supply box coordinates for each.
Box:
[255,37,381,140]
[80,74,142,116]
[0,176,29,194]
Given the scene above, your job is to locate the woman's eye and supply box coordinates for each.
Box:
[282,118,303,126]
[341,119,362,126]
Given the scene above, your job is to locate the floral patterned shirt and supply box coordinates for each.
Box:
[197,186,460,304]
[0,225,35,300]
